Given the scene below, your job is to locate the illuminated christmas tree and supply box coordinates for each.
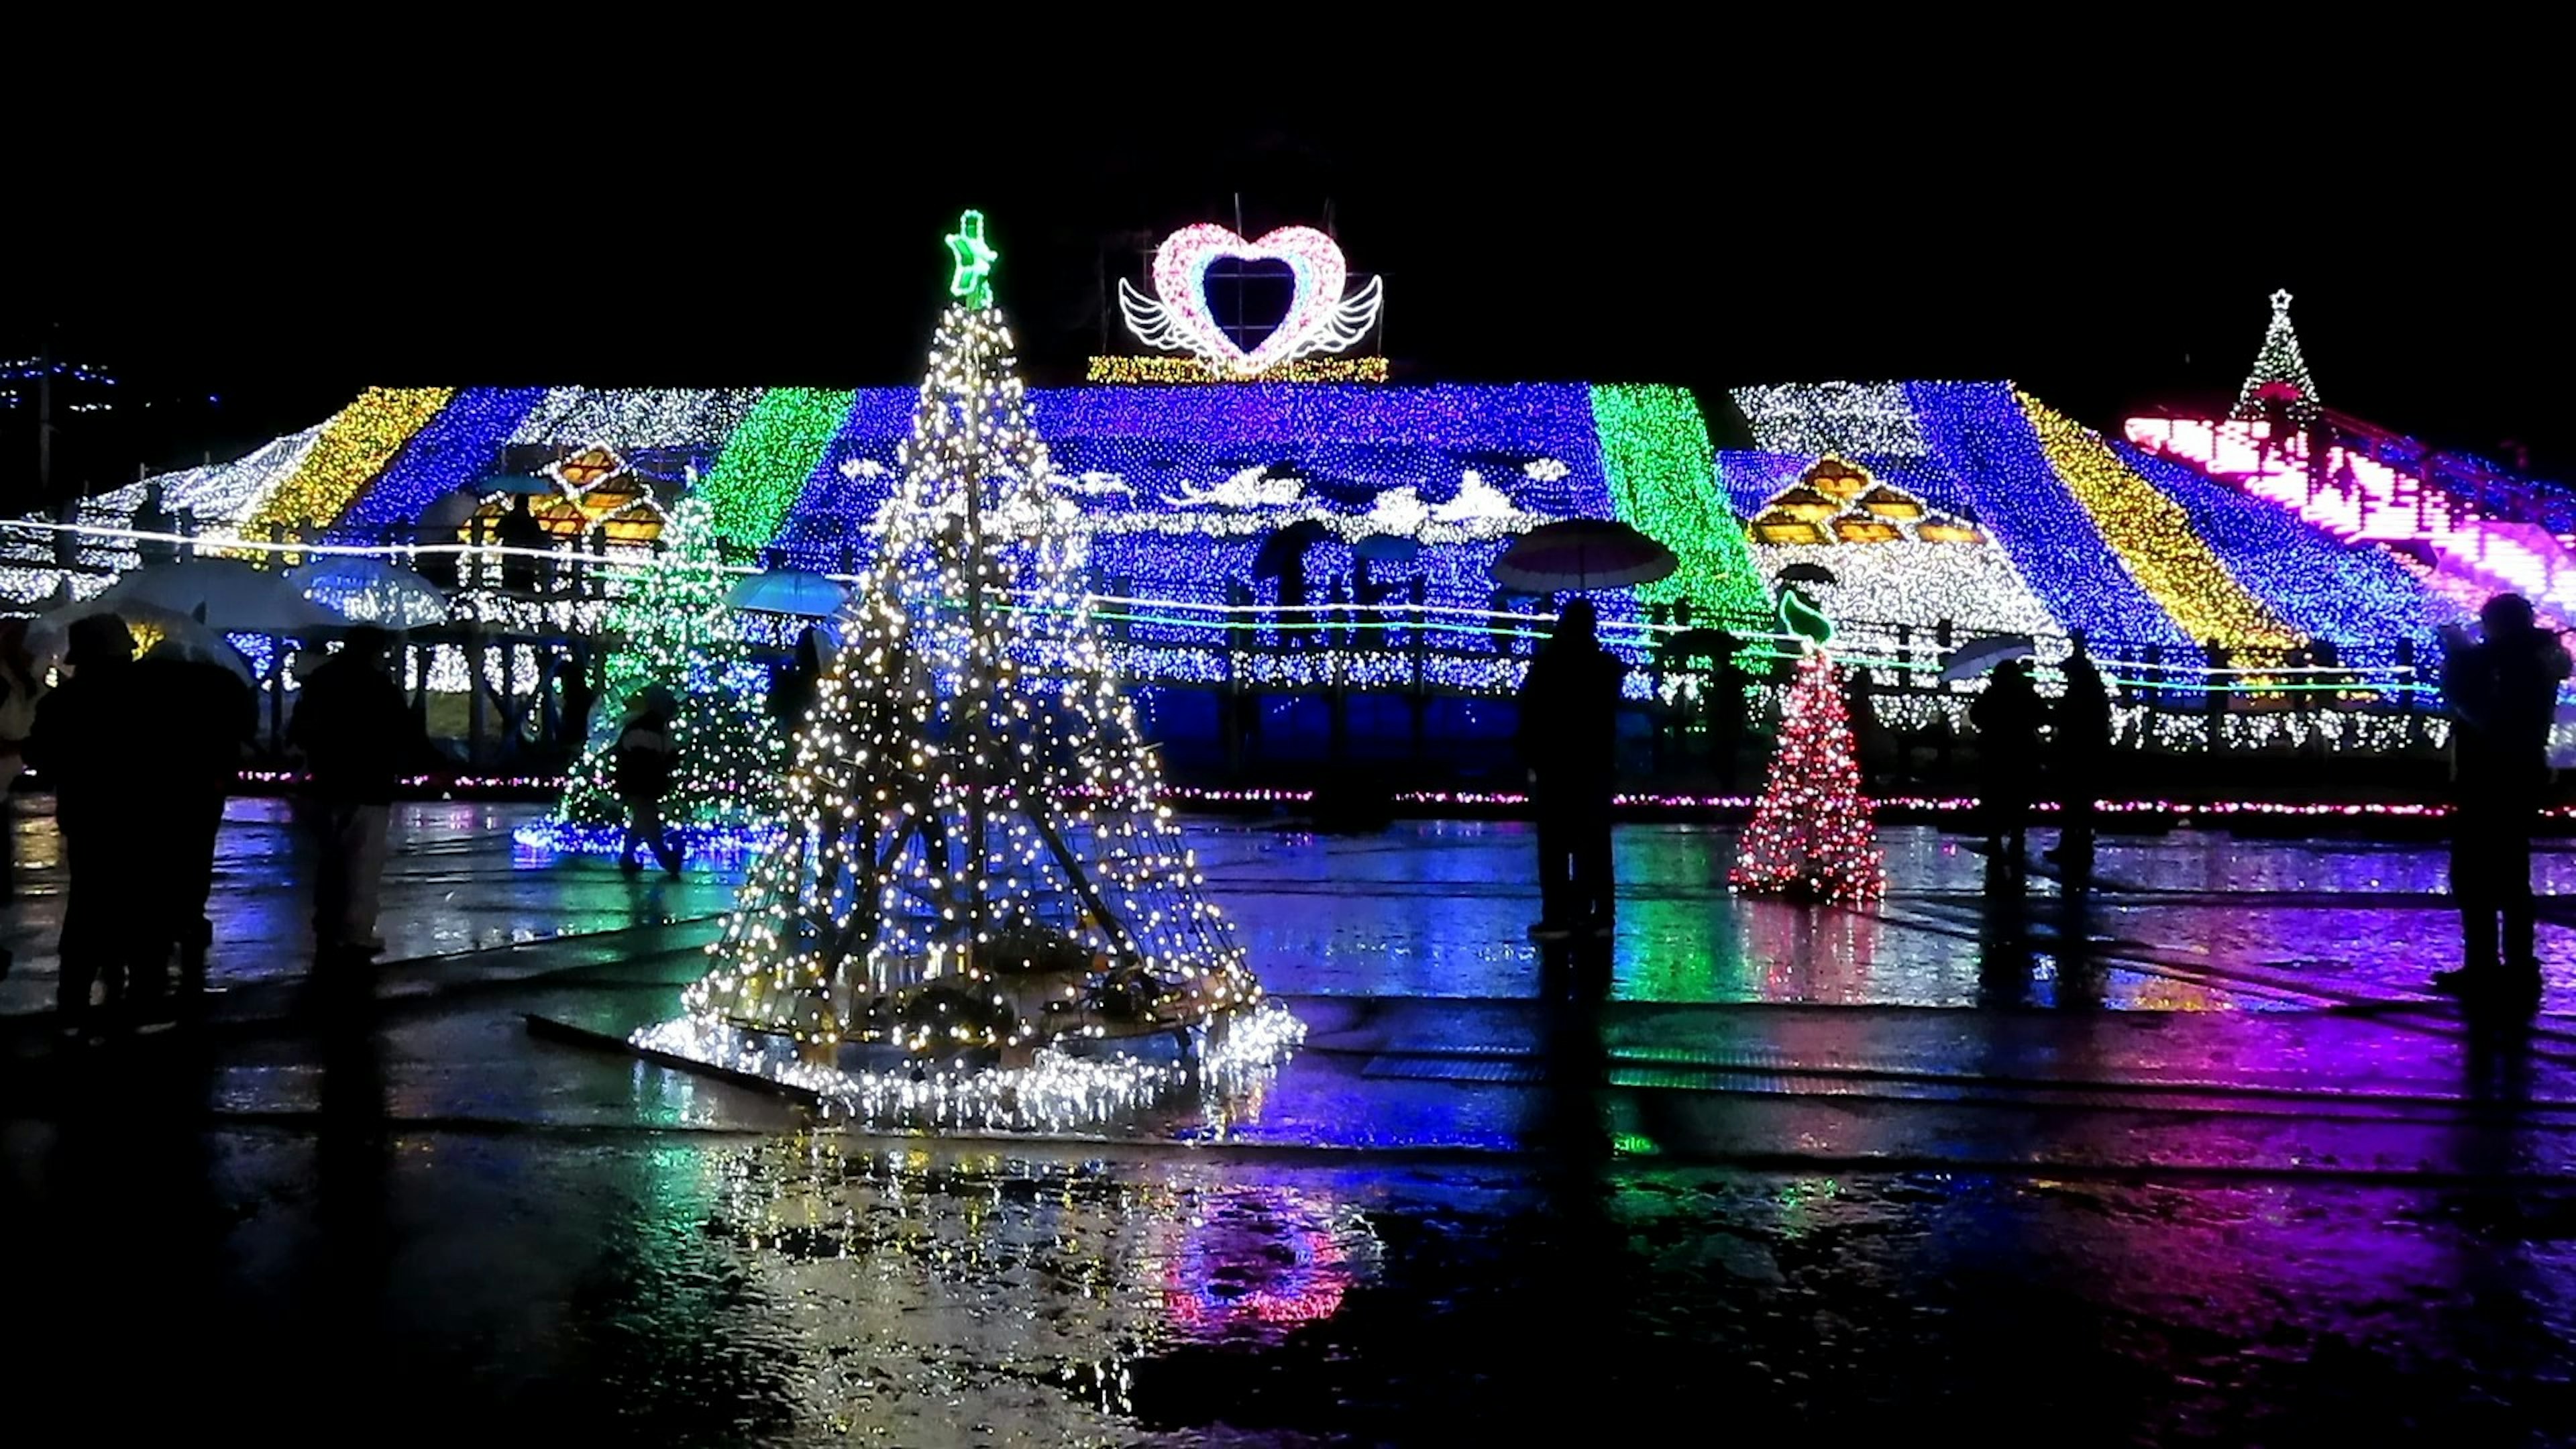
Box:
[663,212,1279,1075]
[521,496,782,853]
[2230,288,2322,423]
[1729,602,1886,902]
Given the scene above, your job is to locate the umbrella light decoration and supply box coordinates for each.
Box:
[1489,518,1678,593]
[727,568,848,618]
[96,558,345,635]
[287,556,452,629]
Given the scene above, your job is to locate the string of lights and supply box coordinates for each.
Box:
[2112,440,2453,664]
[681,219,1288,1089]
[228,387,455,551]
[695,387,857,549]
[331,386,548,539]
[506,387,763,451]
[2231,289,2321,421]
[1085,356,1387,384]
[1730,381,1928,459]
[516,496,783,858]
[159,423,327,525]
[1592,384,1770,623]
[2020,393,2301,653]
[1904,382,2192,649]
[1730,650,1886,902]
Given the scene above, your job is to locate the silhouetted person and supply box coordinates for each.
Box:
[2260,394,2292,466]
[1275,547,1309,651]
[0,617,42,916]
[23,614,168,1030]
[1708,631,1748,789]
[767,627,824,735]
[133,484,180,564]
[133,649,257,994]
[1517,599,1622,937]
[415,520,462,592]
[549,651,598,755]
[613,689,684,875]
[2048,634,2113,871]
[1970,657,2043,878]
[289,627,424,961]
[2437,594,2569,1003]
[496,496,549,595]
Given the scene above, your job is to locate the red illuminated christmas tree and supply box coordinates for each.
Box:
[1729,646,1886,903]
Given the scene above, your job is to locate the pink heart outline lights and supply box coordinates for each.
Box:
[1118,223,1384,378]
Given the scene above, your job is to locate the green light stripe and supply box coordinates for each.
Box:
[1590,384,1770,623]
[696,387,857,548]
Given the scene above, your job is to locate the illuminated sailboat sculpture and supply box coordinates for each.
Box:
[632,213,1300,1122]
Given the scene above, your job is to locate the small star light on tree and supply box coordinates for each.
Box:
[2230,288,2323,423]
[1728,588,1886,903]
[529,495,783,852]
[666,210,1285,1083]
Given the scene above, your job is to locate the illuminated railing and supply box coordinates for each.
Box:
[0,514,2455,755]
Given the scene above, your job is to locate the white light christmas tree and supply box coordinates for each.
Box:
[516,496,783,855]
[633,213,1296,1123]
[2230,288,2322,423]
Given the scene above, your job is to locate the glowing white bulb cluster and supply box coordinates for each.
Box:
[1732,382,1928,458]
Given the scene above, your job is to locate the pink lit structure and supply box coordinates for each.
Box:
[2125,415,2576,630]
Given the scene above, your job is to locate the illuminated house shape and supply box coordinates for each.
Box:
[1749,460,1983,547]
[461,444,671,549]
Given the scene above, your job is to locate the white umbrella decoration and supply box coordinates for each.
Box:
[728,568,849,618]
[28,600,258,687]
[287,555,453,628]
[96,558,343,635]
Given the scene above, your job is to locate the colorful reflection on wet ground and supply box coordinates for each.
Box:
[5,801,2575,1441]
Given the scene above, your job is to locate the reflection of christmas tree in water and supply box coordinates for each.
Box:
[515,496,782,856]
[635,213,1299,1121]
[704,1138,1377,1435]
[1729,632,1886,903]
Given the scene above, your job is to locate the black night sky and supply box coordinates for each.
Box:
[9,60,2564,501]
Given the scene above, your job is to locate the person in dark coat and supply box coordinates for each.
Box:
[613,689,683,876]
[132,650,258,991]
[22,614,170,1028]
[2438,594,2571,1003]
[1970,657,2045,879]
[1516,598,1624,937]
[496,496,550,596]
[766,627,824,737]
[2047,634,2114,872]
[288,627,426,959]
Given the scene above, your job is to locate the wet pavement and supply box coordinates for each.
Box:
[5,799,2576,1443]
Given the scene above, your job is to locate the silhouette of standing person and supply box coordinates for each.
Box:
[496,496,549,596]
[2048,634,2114,871]
[1970,657,2043,880]
[0,618,44,921]
[133,648,257,996]
[767,626,824,736]
[289,627,425,963]
[612,688,684,877]
[23,615,170,1031]
[1517,599,1623,938]
[2437,594,2570,1004]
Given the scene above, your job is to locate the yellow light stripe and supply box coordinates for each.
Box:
[231,386,455,551]
[2019,391,2302,651]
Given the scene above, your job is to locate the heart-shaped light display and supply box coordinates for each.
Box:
[1146,224,1360,376]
